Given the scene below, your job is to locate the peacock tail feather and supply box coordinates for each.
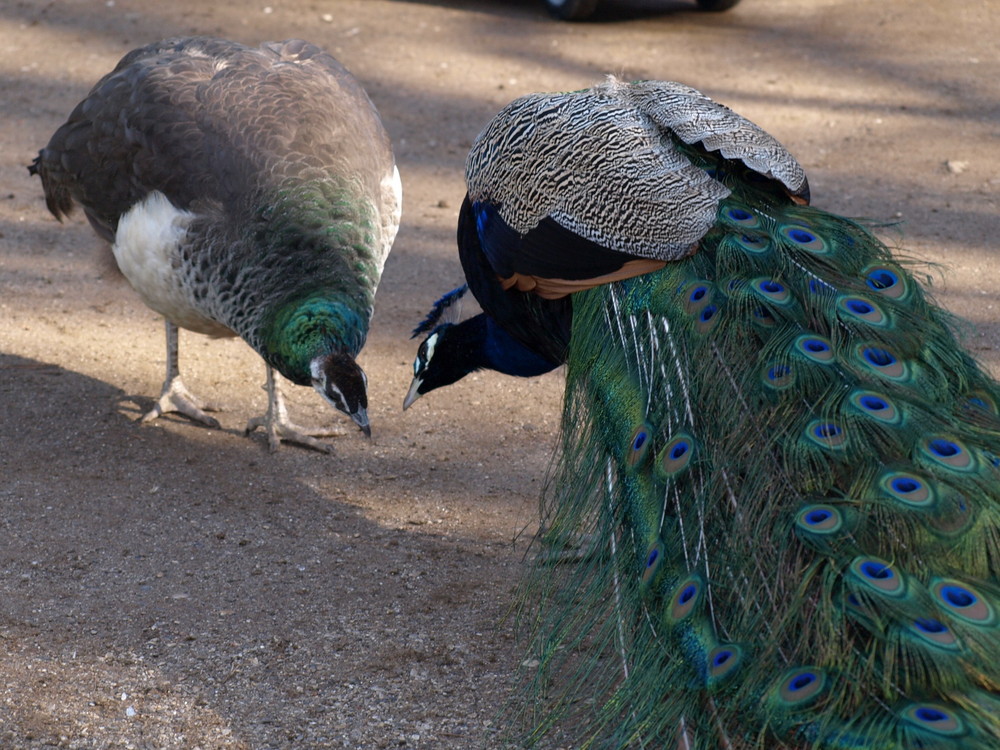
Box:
[511,146,1000,749]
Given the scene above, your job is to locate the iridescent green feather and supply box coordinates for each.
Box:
[511,160,1000,748]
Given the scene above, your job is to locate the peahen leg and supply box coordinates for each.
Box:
[141,320,220,428]
[245,364,346,453]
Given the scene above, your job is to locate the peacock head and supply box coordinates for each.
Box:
[310,352,370,438]
[403,325,461,410]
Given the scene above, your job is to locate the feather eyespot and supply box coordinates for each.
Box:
[920,436,974,471]
[794,504,845,535]
[788,672,816,691]
[839,296,887,326]
[805,339,829,353]
[850,556,905,596]
[657,434,694,477]
[861,561,892,579]
[964,389,999,415]
[910,617,960,650]
[640,541,665,587]
[724,206,760,228]
[913,617,946,634]
[807,420,848,449]
[752,277,794,307]
[695,303,720,333]
[796,335,836,364]
[879,471,933,506]
[864,347,895,366]
[760,280,783,294]
[850,390,901,424]
[941,586,975,608]
[781,224,827,253]
[734,234,769,254]
[763,362,793,389]
[680,281,713,315]
[864,266,907,299]
[868,269,897,289]
[806,509,831,524]
[666,576,703,622]
[773,667,828,706]
[707,644,743,682]
[626,424,653,467]
[899,704,966,736]
[858,344,907,379]
[931,579,996,625]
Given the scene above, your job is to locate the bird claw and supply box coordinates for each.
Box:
[141,376,221,428]
[246,366,347,453]
[245,416,346,453]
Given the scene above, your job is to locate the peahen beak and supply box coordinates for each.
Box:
[402,377,422,410]
[351,406,371,439]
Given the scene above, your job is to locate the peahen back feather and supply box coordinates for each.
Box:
[449,80,1000,749]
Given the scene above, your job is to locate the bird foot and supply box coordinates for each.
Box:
[246,365,348,453]
[141,376,221,428]
[245,415,346,453]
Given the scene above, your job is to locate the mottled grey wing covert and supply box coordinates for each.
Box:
[465,76,808,262]
[33,37,395,247]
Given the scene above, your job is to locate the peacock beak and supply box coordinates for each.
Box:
[402,377,422,410]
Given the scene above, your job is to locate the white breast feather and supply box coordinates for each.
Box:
[376,164,403,278]
[112,191,234,337]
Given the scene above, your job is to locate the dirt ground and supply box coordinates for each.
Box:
[0,0,997,747]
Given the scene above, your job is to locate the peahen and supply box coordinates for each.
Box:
[30,37,402,451]
[407,78,1000,748]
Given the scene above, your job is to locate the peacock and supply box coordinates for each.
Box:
[30,37,402,451]
[407,78,1000,748]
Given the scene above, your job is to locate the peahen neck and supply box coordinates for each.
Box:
[238,179,384,385]
[259,294,368,386]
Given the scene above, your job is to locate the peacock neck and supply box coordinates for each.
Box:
[457,314,558,378]
[260,295,368,386]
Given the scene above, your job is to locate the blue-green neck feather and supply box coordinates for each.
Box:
[260,294,367,385]
[237,179,383,384]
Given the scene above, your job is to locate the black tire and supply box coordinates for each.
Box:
[544,0,600,20]
[695,0,742,10]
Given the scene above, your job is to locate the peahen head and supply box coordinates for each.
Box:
[263,295,373,436]
[403,324,465,410]
[310,351,370,437]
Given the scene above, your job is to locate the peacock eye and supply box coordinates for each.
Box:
[424,331,439,362]
[414,343,429,376]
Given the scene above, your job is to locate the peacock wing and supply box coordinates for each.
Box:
[463,77,808,299]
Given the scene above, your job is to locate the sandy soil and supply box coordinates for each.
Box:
[1,0,997,747]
